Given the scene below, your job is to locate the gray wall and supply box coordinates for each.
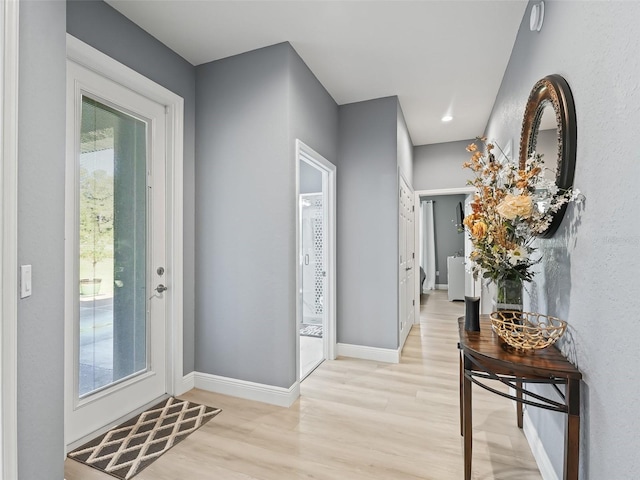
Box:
[195,44,290,387]
[413,139,474,191]
[288,45,339,164]
[67,0,198,374]
[194,43,338,389]
[18,2,67,478]
[485,1,640,478]
[421,195,465,284]
[337,97,399,349]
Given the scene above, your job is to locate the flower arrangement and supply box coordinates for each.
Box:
[462,137,581,285]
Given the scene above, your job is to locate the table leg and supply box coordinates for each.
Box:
[459,353,464,436]
[564,378,580,480]
[463,364,472,480]
[516,379,523,428]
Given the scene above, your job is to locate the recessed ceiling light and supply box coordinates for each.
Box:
[441,115,453,122]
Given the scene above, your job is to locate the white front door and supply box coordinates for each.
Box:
[65,60,168,446]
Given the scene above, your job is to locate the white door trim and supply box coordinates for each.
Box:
[0,1,19,478]
[413,187,475,323]
[65,35,184,446]
[295,140,337,383]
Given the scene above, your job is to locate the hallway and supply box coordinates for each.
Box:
[65,290,541,479]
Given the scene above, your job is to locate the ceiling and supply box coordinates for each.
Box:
[105,0,528,146]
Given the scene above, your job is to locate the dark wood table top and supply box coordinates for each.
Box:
[458,315,582,380]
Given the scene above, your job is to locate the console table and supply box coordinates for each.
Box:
[458,316,581,479]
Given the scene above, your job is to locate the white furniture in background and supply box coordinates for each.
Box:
[447,256,465,302]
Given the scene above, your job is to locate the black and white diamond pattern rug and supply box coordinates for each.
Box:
[68,397,221,479]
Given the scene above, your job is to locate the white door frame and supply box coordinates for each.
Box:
[295,140,337,381]
[65,35,184,448]
[0,1,19,477]
[413,187,475,323]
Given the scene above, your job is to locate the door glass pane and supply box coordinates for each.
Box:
[301,193,324,326]
[79,96,148,398]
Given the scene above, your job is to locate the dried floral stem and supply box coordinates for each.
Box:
[462,137,581,284]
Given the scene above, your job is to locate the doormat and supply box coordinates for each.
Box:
[68,397,221,480]
[300,324,323,338]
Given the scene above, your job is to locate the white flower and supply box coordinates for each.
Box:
[526,153,537,167]
[536,178,558,195]
[571,188,583,203]
[507,246,528,265]
[496,194,533,219]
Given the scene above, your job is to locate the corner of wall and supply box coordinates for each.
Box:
[193,371,300,408]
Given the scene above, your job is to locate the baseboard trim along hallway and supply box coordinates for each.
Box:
[336,343,401,363]
[523,410,561,480]
[192,372,299,407]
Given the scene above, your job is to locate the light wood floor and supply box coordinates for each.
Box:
[65,290,542,479]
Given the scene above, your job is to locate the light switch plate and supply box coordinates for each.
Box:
[20,265,32,298]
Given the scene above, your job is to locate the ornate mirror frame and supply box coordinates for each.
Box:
[519,74,577,238]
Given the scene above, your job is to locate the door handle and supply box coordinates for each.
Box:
[406,267,412,271]
[149,284,168,300]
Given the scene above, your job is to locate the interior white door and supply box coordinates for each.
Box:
[399,186,407,338]
[399,177,415,346]
[405,188,415,331]
[65,60,168,446]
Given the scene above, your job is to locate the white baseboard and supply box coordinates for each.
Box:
[435,284,448,290]
[193,372,299,408]
[336,343,400,363]
[522,410,560,480]
[176,371,195,396]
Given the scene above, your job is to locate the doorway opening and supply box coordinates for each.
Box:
[65,36,184,450]
[296,141,336,382]
[413,187,476,322]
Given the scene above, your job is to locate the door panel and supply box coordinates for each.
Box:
[399,185,407,337]
[399,177,414,346]
[66,60,167,445]
[405,188,415,330]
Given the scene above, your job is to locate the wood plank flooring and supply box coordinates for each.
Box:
[65,290,542,479]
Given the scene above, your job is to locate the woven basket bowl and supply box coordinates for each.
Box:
[489,311,567,351]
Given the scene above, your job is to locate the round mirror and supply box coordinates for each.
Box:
[519,74,577,238]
